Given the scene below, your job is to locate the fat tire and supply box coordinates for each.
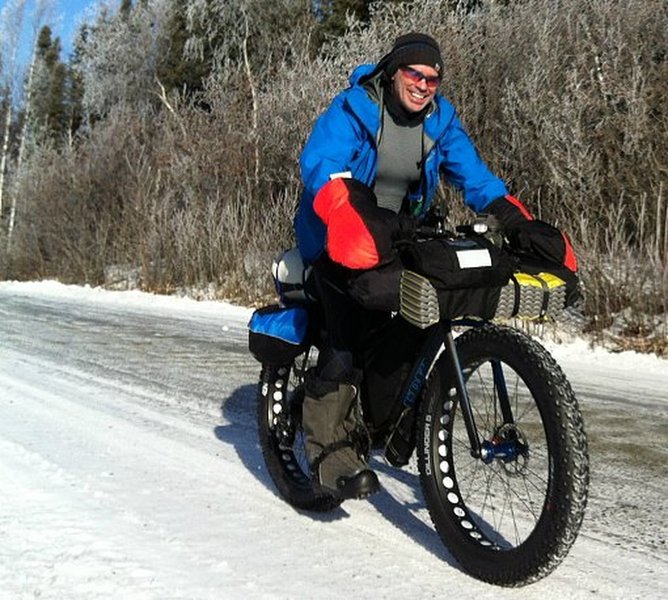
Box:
[417,324,589,586]
[257,361,343,512]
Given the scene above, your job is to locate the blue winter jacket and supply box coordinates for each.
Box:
[294,64,508,263]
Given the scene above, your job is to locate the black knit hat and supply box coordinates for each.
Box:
[380,33,443,77]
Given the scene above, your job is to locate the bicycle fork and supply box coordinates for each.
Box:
[394,322,516,462]
[442,326,484,458]
[444,326,518,462]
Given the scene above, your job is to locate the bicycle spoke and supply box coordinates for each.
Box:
[447,356,551,545]
[420,325,588,584]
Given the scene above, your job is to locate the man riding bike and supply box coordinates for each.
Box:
[293,33,576,500]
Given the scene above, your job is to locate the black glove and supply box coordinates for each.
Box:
[392,214,417,243]
[486,195,577,273]
[486,195,533,229]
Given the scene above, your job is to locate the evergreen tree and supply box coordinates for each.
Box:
[66,27,87,136]
[313,0,404,50]
[119,0,133,20]
[156,0,212,96]
[318,0,372,38]
[31,26,68,141]
[185,0,315,81]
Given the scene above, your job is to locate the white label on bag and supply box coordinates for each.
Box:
[456,248,492,269]
[329,171,352,180]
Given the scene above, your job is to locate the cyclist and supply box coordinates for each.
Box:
[293,33,568,499]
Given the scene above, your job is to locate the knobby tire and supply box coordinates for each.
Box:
[417,324,589,586]
[257,359,342,512]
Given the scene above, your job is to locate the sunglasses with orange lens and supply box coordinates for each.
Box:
[399,66,441,88]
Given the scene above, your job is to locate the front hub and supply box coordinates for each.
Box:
[481,423,530,475]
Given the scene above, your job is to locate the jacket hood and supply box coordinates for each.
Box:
[348,63,378,87]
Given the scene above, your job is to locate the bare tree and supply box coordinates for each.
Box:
[0,0,29,221]
[77,0,170,118]
[4,0,666,352]
[0,0,53,250]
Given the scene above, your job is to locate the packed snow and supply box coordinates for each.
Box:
[0,280,666,599]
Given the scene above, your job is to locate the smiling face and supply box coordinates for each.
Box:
[391,64,440,112]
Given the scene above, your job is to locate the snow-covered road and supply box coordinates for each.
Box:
[0,282,666,599]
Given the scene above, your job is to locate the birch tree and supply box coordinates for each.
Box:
[0,0,29,222]
[1,0,51,222]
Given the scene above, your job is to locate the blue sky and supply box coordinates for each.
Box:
[0,0,115,61]
[52,0,99,56]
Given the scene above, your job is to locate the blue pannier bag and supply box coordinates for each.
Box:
[248,304,309,364]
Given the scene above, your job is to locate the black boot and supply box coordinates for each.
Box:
[302,373,379,500]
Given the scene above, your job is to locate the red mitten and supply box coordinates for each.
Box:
[313,179,398,269]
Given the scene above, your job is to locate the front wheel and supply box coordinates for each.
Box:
[257,353,343,512]
[417,324,589,586]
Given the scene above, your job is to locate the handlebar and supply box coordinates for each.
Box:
[411,214,504,246]
[414,224,454,238]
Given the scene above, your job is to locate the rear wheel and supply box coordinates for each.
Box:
[257,352,343,512]
[417,324,589,586]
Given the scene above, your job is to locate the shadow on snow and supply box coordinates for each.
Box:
[214,382,458,568]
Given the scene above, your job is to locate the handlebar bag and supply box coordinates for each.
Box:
[248,304,309,364]
[399,236,516,320]
[402,235,515,291]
